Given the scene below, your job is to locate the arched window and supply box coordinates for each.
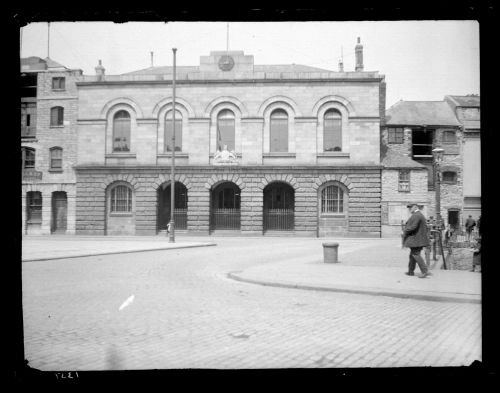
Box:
[113,110,131,152]
[442,130,457,144]
[217,109,235,151]
[22,147,35,169]
[49,147,63,170]
[324,109,342,152]
[165,110,182,152]
[270,109,288,152]
[110,185,132,213]
[321,184,344,213]
[50,106,64,126]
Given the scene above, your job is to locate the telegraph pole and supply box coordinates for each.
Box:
[169,48,177,243]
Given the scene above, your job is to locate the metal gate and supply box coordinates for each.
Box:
[263,208,294,231]
[211,208,240,230]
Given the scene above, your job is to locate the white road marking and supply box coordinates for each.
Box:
[119,295,135,311]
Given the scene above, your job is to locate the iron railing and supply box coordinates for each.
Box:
[263,208,294,231]
[211,208,240,230]
[173,208,187,230]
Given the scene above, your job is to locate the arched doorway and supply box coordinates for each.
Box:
[210,182,241,231]
[157,182,188,232]
[51,191,67,233]
[263,182,295,231]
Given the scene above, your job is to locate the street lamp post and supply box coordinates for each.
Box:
[432,147,445,230]
[433,147,447,269]
[169,48,177,243]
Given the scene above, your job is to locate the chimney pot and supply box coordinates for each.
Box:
[355,37,364,72]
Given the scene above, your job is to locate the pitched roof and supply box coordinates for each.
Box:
[123,63,332,75]
[381,144,426,169]
[445,95,480,107]
[385,100,461,127]
[21,56,68,72]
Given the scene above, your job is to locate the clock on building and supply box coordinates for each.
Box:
[218,55,235,71]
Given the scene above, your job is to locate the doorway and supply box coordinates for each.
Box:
[448,209,460,230]
[157,182,188,232]
[51,191,67,233]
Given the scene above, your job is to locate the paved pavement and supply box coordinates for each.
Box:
[22,235,216,261]
[21,235,482,370]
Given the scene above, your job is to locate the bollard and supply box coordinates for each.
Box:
[322,242,339,263]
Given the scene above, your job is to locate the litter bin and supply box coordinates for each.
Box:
[322,242,339,263]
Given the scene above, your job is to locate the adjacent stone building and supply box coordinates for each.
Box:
[21,57,82,234]
[74,41,386,237]
[444,95,481,221]
[382,100,464,235]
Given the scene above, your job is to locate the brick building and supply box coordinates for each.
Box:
[21,57,82,234]
[382,100,464,235]
[74,40,387,237]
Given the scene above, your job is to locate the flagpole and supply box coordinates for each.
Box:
[169,48,177,243]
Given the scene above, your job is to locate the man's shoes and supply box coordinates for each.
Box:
[405,272,415,276]
[418,272,430,278]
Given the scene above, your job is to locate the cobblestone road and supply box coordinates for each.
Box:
[22,238,481,370]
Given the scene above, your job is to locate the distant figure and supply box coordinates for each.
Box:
[402,203,431,278]
[472,237,481,272]
[477,215,481,237]
[166,221,171,234]
[465,215,476,242]
[444,224,454,247]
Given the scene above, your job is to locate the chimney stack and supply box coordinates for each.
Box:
[355,37,364,72]
[338,58,344,72]
[95,59,105,80]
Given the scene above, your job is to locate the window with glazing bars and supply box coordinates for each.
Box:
[50,106,64,126]
[398,170,410,192]
[442,130,457,144]
[321,185,344,213]
[165,111,182,152]
[110,185,132,212]
[52,77,65,90]
[324,110,342,151]
[50,147,62,169]
[113,110,131,152]
[22,147,35,169]
[217,110,235,151]
[270,109,288,152]
[27,191,42,222]
[388,127,404,144]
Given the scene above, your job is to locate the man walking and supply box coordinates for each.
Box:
[403,203,431,278]
[465,215,476,242]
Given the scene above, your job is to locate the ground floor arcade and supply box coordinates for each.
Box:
[75,166,382,237]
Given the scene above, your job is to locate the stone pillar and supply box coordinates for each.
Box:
[41,188,51,234]
[240,183,263,235]
[188,183,210,234]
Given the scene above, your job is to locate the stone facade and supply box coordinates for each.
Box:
[21,59,82,235]
[75,50,385,237]
[75,166,381,237]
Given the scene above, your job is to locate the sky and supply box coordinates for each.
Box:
[19,21,479,108]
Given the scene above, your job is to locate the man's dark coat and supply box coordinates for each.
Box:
[403,210,430,248]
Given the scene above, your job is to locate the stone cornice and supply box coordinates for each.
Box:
[75,164,383,171]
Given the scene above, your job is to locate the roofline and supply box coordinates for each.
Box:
[384,124,462,128]
[76,77,385,86]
